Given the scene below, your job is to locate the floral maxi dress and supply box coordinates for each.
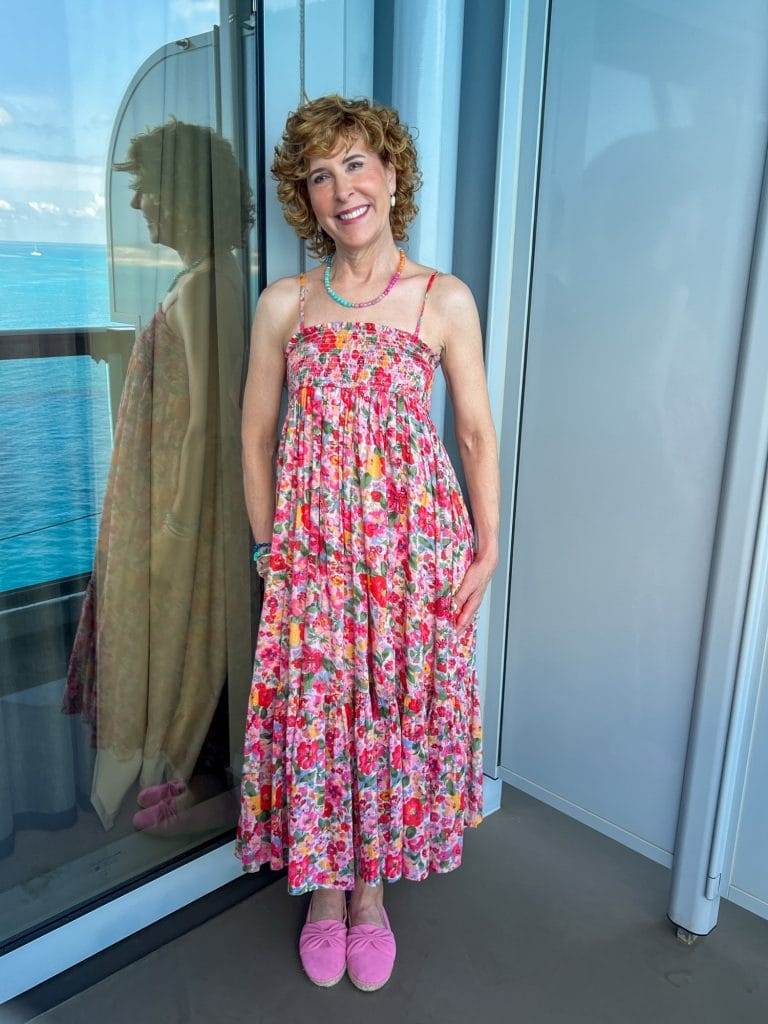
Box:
[235,270,484,894]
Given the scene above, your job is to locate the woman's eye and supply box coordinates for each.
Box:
[311,161,363,185]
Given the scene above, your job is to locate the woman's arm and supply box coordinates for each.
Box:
[163,269,213,535]
[438,274,501,628]
[241,277,295,541]
[439,274,500,564]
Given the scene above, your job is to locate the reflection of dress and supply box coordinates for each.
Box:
[235,271,484,895]
[63,297,228,830]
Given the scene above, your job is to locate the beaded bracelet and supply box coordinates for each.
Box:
[252,541,271,562]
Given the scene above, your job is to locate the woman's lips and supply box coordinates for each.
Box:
[336,204,370,225]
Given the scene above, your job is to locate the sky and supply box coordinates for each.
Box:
[0,0,220,244]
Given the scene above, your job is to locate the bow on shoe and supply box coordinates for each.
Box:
[299,920,347,953]
[346,924,397,957]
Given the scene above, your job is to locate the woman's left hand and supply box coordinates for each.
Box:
[452,553,497,632]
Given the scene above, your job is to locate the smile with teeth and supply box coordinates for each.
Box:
[337,204,370,222]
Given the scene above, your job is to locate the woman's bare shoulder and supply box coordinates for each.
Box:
[432,270,475,307]
[406,264,474,306]
[431,273,481,359]
[252,274,304,343]
[258,273,302,313]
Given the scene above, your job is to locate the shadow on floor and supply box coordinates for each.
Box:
[8,784,768,1023]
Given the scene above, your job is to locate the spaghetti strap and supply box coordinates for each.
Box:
[414,270,439,340]
[298,271,307,329]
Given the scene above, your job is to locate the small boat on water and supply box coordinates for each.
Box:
[30,245,43,256]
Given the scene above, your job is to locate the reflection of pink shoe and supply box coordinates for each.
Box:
[346,904,396,991]
[137,778,187,808]
[132,795,180,832]
[299,894,348,987]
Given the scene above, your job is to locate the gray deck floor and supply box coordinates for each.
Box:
[15,784,768,1023]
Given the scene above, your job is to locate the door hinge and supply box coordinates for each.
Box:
[705,872,722,900]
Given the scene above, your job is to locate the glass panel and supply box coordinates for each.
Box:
[500,0,768,847]
[0,1,257,947]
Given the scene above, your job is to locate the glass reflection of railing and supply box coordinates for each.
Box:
[0,326,134,611]
[0,511,102,543]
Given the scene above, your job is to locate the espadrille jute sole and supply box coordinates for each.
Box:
[347,969,392,992]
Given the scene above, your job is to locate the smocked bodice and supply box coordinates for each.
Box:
[285,321,441,413]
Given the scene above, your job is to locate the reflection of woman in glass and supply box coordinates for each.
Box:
[63,118,254,833]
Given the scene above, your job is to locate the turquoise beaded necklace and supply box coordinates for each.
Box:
[322,247,405,308]
[167,254,207,295]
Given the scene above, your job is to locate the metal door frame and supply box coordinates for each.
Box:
[669,128,768,936]
[481,0,550,778]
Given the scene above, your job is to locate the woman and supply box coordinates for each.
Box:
[63,118,252,833]
[235,94,500,991]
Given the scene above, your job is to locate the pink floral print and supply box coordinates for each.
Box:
[235,297,484,895]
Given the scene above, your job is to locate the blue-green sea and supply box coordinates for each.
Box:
[0,241,123,593]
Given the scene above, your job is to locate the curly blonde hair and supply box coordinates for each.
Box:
[114,117,255,250]
[271,94,423,260]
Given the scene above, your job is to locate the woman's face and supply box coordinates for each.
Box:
[306,135,396,252]
[130,186,163,245]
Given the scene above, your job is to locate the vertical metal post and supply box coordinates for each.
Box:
[668,132,768,936]
[480,0,549,776]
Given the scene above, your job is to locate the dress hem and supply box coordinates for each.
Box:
[233,813,484,895]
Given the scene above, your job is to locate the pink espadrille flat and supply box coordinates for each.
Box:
[346,903,396,991]
[137,778,187,808]
[299,895,348,987]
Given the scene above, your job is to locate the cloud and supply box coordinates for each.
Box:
[68,193,106,218]
[0,107,12,127]
[0,156,103,192]
[113,245,183,269]
[171,0,218,19]
[0,199,13,210]
[0,93,60,117]
[28,200,61,214]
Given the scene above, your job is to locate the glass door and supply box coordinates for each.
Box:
[0,0,260,961]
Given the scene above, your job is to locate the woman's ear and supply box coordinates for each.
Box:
[380,155,395,195]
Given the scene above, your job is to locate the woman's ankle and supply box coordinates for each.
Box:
[351,879,383,904]
[309,887,346,921]
[315,886,344,897]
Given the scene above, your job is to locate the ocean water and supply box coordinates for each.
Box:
[0,241,121,593]
[0,240,123,331]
